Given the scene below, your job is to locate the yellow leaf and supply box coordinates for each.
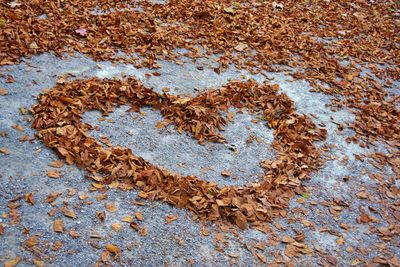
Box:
[111,223,122,232]
[4,256,20,267]
[106,244,121,255]
[135,212,144,221]
[105,202,118,212]
[121,216,133,223]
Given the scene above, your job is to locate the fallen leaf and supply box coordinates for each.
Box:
[75,28,87,37]
[282,235,295,243]
[54,219,64,232]
[111,223,122,232]
[60,206,77,219]
[122,216,133,223]
[29,42,39,49]
[25,235,39,247]
[221,170,231,177]
[336,236,345,245]
[33,259,44,267]
[19,134,29,142]
[4,256,20,267]
[105,202,118,212]
[135,212,144,221]
[0,89,8,96]
[49,160,64,168]
[234,43,248,52]
[165,214,178,224]
[256,253,267,263]
[106,244,121,256]
[96,211,106,222]
[0,148,10,154]
[47,169,62,178]
[25,193,35,205]
[45,192,62,203]
[139,227,148,236]
[224,7,236,14]
[11,124,24,132]
[69,230,81,238]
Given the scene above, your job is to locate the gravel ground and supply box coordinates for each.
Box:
[0,52,399,266]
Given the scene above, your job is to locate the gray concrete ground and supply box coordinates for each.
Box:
[0,52,398,266]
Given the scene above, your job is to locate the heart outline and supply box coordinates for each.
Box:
[32,77,326,229]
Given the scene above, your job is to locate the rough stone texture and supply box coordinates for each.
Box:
[0,53,398,266]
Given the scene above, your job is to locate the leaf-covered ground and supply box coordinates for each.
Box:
[0,0,399,266]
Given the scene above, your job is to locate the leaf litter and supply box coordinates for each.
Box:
[0,0,399,265]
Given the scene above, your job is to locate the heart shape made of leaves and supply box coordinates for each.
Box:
[32,77,326,229]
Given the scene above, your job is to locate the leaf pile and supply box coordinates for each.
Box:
[1,0,399,147]
[32,78,326,228]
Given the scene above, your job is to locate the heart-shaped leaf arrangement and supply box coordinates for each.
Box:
[32,78,326,229]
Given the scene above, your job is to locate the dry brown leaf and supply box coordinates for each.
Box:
[121,216,133,223]
[54,219,64,233]
[47,169,62,179]
[0,89,8,96]
[49,160,64,168]
[105,202,118,213]
[234,43,248,52]
[111,223,122,232]
[33,259,45,267]
[139,227,148,236]
[336,236,345,245]
[220,170,231,177]
[0,148,10,155]
[165,214,178,224]
[11,124,24,132]
[106,244,121,256]
[281,235,295,243]
[60,206,77,219]
[256,253,267,263]
[4,256,20,267]
[25,235,39,247]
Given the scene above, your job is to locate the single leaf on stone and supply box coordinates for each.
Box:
[111,223,122,232]
[130,221,139,231]
[4,256,20,267]
[165,214,178,224]
[60,206,77,219]
[45,192,62,203]
[0,148,10,154]
[68,230,80,238]
[336,236,345,245]
[19,134,29,142]
[25,235,39,247]
[105,202,118,212]
[221,170,231,177]
[54,219,63,233]
[256,253,267,263]
[25,193,35,205]
[135,212,144,221]
[96,211,106,222]
[11,124,24,132]
[122,216,133,223]
[106,244,121,256]
[0,89,8,96]
[33,260,44,267]
[47,169,62,178]
[49,160,64,168]
[139,227,148,236]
